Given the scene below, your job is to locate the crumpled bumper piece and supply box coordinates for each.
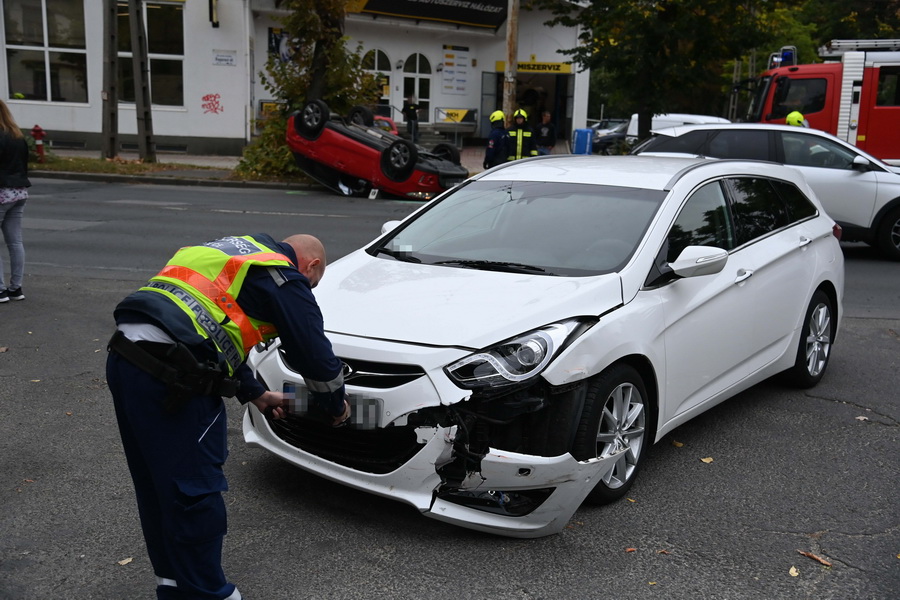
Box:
[243,405,620,538]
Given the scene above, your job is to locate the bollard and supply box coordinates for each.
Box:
[31,124,46,163]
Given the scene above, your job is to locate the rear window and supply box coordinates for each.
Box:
[726,178,790,245]
[771,180,817,221]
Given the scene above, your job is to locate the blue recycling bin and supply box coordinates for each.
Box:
[573,128,592,154]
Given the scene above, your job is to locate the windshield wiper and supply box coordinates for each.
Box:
[372,247,421,262]
[431,259,550,274]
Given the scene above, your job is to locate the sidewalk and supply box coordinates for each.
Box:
[35,140,571,189]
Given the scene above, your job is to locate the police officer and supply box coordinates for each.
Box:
[483,110,508,170]
[107,233,349,600]
[507,108,538,161]
[786,110,810,127]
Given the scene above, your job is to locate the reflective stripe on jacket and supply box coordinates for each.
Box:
[141,235,293,373]
[507,128,538,160]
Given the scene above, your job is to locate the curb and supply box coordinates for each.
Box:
[30,169,320,191]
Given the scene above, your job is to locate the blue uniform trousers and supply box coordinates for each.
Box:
[107,351,239,600]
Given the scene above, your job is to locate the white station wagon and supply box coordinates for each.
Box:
[245,155,844,538]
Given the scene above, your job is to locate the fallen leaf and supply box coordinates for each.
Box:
[671,440,684,447]
[649,582,657,585]
[23,479,34,483]
[66,412,73,416]
[0,347,8,352]
[30,379,41,383]
[797,550,832,567]
[700,457,714,464]
[855,416,869,421]
[625,547,637,553]
[117,557,133,566]
[789,566,799,577]
[657,549,670,555]
[627,498,636,503]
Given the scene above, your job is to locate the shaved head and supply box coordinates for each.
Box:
[283,234,327,287]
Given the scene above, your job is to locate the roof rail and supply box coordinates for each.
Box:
[818,39,900,58]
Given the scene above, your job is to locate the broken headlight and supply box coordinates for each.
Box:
[445,320,583,389]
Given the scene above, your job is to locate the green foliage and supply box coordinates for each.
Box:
[237,0,381,178]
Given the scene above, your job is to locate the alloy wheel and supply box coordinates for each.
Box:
[595,382,646,489]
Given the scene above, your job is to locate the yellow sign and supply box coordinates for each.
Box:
[442,109,469,123]
[495,61,572,74]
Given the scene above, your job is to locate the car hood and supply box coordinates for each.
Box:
[316,250,624,349]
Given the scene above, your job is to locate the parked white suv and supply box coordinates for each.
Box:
[633,123,900,260]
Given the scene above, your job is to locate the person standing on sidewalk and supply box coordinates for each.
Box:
[483,110,508,170]
[507,109,538,161]
[535,111,557,155]
[0,99,29,303]
[402,96,420,143]
[107,233,350,600]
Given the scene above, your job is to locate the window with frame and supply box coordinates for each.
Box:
[117,1,184,106]
[3,0,88,102]
[779,131,857,170]
[876,66,900,107]
[362,49,391,117]
[771,77,827,118]
[726,177,790,245]
[666,181,735,263]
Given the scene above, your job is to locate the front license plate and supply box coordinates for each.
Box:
[282,381,381,429]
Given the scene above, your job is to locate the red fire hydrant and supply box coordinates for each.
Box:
[31,125,46,163]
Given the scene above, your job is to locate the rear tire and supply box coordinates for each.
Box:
[876,206,900,261]
[295,100,330,139]
[571,364,653,504]
[431,143,461,165]
[380,139,418,181]
[782,290,835,388]
[348,105,374,127]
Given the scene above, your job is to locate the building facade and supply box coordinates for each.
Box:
[1,0,588,155]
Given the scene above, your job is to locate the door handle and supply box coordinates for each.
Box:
[799,236,812,247]
[735,269,753,283]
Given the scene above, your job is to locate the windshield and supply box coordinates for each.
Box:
[370,180,666,276]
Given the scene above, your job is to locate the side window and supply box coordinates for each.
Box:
[706,130,770,160]
[779,132,856,170]
[638,130,710,155]
[666,181,734,262]
[771,78,827,118]
[771,180,817,222]
[876,66,900,106]
[726,178,789,245]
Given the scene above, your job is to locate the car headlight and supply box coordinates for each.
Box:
[445,320,584,389]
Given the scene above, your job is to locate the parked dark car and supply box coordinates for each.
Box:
[287,100,468,199]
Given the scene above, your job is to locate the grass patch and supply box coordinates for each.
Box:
[32,154,220,175]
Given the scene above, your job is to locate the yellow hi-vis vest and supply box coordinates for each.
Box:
[140,235,293,373]
[507,128,536,160]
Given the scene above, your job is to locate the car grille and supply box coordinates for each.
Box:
[269,416,424,474]
[279,350,426,389]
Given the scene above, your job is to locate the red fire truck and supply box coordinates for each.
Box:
[746,39,900,164]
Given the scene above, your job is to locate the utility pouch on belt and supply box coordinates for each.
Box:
[108,330,240,412]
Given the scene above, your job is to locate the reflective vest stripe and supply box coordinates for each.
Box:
[156,264,276,350]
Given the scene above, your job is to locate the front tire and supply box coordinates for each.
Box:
[431,143,461,165]
[782,290,835,388]
[348,105,374,127]
[571,364,652,504]
[876,206,900,261]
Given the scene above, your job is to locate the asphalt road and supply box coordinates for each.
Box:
[0,179,897,600]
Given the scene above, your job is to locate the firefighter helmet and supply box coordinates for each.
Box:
[513,109,528,119]
[489,110,505,123]
[786,111,809,127]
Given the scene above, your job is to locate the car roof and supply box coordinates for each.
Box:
[476,154,803,191]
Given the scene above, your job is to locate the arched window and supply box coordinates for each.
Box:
[362,49,391,117]
[402,53,431,122]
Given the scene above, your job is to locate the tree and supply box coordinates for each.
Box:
[236,0,380,178]
[534,1,771,140]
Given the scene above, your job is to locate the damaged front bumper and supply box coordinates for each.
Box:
[242,406,619,537]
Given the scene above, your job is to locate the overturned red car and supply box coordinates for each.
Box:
[286,100,468,199]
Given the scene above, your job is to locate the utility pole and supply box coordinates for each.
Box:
[101,0,118,159]
[502,0,519,124]
[129,0,156,162]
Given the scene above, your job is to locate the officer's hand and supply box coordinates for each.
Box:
[332,399,351,428]
[251,390,287,420]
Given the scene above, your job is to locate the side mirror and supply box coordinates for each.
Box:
[670,246,728,278]
[381,220,401,235]
[852,155,872,172]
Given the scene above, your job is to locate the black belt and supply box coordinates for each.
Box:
[108,330,239,408]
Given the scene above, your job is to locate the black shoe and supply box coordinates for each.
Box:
[0,290,8,303]
[7,288,23,301]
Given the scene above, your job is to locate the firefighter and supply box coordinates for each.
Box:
[786,110,810,128]
[483,110,508,169]
[507,108,538,161]
[107,233,349,600]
